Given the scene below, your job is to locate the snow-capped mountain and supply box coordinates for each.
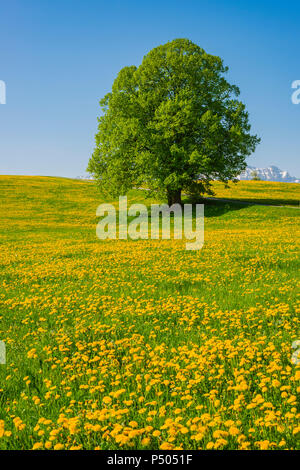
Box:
[75,175,94,180]
[238,166,300,183]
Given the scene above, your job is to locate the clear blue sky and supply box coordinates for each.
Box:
[0,0,299,177]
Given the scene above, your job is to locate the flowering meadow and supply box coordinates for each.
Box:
[0,176,299,450]
[204,180,300,207]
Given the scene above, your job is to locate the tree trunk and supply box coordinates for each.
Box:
[167,188,182,206]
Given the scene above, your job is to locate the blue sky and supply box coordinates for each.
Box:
[0,0,299,177]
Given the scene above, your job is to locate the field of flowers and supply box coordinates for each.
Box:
[0,175,299,450]
[207,180,300,206]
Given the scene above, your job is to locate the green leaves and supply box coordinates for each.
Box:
[88,39,260,204]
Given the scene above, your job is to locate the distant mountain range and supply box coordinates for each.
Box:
[238,166,299,183]
[76,175,94,180]
[76,165,299,183]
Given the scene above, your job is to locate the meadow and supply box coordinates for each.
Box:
[206,180,300,207]
[0,175,299,450]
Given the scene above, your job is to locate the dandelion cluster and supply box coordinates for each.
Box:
[0,176,299,450]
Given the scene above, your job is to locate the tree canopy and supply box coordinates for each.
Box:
[88,39,260,204]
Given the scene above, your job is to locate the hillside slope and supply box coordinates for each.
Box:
[206,180,300,206]
[0,176,299,450]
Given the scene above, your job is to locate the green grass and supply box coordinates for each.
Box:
[206,179,300,206]
[0,176,299,450]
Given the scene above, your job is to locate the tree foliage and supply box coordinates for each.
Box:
[88,39,260,204]
[251,170,261,181]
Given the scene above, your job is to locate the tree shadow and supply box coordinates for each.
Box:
[183,195,251,218]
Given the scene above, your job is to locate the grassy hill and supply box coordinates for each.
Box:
[207,180,300,206]
[0,176,299,450]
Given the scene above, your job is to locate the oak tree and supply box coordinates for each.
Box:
[88,39,260,204]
